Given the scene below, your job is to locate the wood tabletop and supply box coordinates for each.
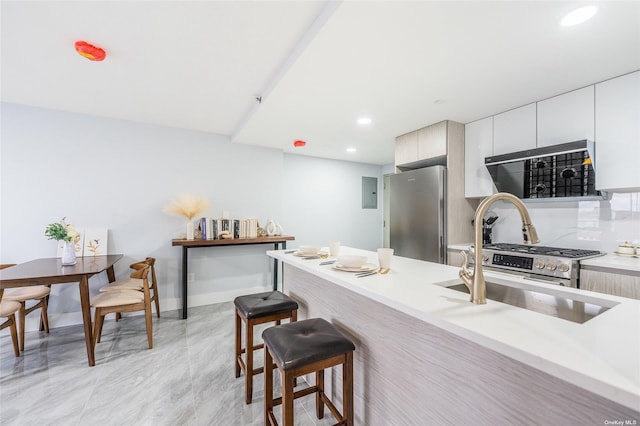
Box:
[0,254,123,288]
[171,235,295,247]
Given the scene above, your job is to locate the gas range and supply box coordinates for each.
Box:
[469,243,603,287]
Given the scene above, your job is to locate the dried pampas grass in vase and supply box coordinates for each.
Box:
[163,194,211,240]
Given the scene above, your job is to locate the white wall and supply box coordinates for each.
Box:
[0,103,384,330]
[282,154,383,251]
[489,194,640,252]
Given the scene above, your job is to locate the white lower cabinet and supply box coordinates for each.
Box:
[595,71,640,191]
[580,269,640,300]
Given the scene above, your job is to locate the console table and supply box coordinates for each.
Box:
[172,236,295,319]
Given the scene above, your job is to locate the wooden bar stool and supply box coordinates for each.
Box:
[234,291,298,404]
[263,317,355,426]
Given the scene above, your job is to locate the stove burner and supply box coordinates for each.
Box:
[482,243,601,259]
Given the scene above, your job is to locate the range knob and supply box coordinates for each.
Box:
[546,263,557,271]
[482,255,489,263]
[558,264,570,272]
[534,261,545,269]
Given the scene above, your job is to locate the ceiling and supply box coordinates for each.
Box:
[2,1,639,165]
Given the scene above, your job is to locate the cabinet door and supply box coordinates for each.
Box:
[493,103,536,155]
[465,117,495,198]
[417,120,447,160]
[581,269,640,300]
[537,86,594,147]
[595,71,640,191]
[395,131,418,167]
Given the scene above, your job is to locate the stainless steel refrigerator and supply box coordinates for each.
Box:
[389,166,446,263]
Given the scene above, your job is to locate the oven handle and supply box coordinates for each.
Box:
[522,275,571,287]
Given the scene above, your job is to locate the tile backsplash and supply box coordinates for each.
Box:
[488,192,640,253]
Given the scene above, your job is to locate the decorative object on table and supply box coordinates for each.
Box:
[265,218,282,236]
[163,194,210,240]
[45,218,81,265]
[257,221,267,237]
[265,218,276,236]
[83,229,108,256]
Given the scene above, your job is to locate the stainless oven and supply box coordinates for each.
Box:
[467,243,603,288]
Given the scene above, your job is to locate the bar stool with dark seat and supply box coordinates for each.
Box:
[234,291,298,404]
[262,317,355,426]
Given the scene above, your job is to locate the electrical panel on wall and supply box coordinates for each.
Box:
[362,176,378,209]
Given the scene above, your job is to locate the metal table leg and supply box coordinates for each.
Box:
[182,246,188,319]
[273,243,279,291]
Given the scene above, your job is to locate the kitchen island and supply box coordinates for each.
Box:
[268,247,640,425]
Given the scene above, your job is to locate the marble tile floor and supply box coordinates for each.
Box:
[0,302,338,426]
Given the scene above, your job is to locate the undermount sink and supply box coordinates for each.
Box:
[440,279,618,324]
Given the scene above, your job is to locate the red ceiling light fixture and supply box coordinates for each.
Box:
[75,41,106,61]
[293,140,306,148]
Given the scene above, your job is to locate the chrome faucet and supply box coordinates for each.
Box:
[459,192,539,304]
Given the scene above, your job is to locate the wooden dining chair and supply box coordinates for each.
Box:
[0,289,22,357]
[91,264,153,350]
[98,257,160,317]
[0,264,50,351]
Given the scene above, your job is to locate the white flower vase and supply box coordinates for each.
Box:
[186,221,195,240]
[61,241,77,266]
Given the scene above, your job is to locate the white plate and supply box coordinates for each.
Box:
[293,250,325,257]
[333,263,378,273]
[614,251,639,258]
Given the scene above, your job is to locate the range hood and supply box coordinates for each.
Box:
[485,140,606,201]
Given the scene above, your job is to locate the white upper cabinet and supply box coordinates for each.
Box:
[417,120,447,160]
[395,131,418,167]
[493,103,536,155]
[537,86,594,147]
[465,117,495,198]
[595,71,640,191]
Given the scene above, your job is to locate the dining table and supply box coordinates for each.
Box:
[0,254,123,366]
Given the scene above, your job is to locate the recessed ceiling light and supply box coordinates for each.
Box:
[346,147,357,153]
[357,117,372,125]
[560,6,598,27]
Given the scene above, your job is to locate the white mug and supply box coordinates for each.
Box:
[329,240,341,257]
[377,248,394,269]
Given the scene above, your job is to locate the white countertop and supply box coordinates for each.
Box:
[582,253,640,275]
[269,247,640,411]
[447,243,472,252]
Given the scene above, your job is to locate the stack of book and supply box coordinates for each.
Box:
[198,218,259,239]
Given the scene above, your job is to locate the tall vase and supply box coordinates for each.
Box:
[61,241,77,266]
[186,221,195,240]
